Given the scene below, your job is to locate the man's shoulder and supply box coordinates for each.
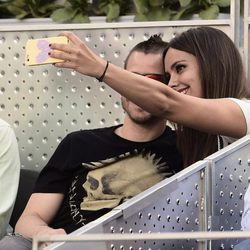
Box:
[67,125,119,138]
[163,125,176,136]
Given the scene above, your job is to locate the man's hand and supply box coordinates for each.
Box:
[36,228,66,249]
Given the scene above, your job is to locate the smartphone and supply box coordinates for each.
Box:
[25,36,69,66]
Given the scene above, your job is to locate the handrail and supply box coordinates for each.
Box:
[33,231,250,250]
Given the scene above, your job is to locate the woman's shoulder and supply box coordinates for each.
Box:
[219,98,250,145]
[228,97,250,105]
[227,97,249,101]
[227,98,250,118]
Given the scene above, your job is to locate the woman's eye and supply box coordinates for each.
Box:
[176,64,185,73]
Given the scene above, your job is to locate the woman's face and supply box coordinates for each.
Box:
[164,48,203,98]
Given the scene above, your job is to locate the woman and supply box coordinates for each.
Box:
[163,27,250,166]
[49,26,250,167]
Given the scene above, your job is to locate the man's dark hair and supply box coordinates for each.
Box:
[124,34,169,69]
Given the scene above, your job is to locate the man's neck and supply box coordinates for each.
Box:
[115,118,166,142]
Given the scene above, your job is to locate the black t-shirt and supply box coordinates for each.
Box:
[34,125,182,233]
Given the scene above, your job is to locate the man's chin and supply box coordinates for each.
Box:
[130,116,159,125]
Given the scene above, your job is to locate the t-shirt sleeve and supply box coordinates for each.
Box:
[34,134,77,194]
[229,98,250,135]
[220,98,250,146]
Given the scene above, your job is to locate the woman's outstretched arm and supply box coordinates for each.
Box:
[50,31,248,138]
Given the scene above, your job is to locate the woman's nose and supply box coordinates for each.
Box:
[167,75,177,88]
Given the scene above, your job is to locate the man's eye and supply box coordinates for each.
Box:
[164,73,170,84]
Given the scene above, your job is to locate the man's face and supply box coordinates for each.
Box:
[122,51,165,124]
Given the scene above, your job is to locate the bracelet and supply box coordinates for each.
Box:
[96,61,109,82]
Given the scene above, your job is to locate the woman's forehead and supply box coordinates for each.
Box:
[165,48,197,66]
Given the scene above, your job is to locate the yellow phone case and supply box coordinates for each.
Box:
[25,36,69,66]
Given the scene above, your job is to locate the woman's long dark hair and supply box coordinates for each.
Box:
[164,27,250,167]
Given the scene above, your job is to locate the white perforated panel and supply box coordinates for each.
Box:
[103,170,205,250]
[208,137,250,249]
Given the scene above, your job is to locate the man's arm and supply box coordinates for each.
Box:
[15,193,66,238]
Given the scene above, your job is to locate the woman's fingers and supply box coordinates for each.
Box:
[50,48,84,72]
[59,31,83,46]
[49,32,106,77]
[53,61,77,70]
[49,48,69,61]
[50,43,72,55]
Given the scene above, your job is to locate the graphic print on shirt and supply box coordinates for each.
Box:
[81,151,169,210]
[68,175,87,225]
[68,150,171,228]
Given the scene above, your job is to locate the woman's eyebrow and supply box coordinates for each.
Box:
[170,60,187,70]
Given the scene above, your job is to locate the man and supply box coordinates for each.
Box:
[0,35,182,249]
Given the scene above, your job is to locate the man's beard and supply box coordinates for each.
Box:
[122,100,161,125]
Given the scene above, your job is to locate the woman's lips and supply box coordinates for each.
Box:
[173,87,189,94]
